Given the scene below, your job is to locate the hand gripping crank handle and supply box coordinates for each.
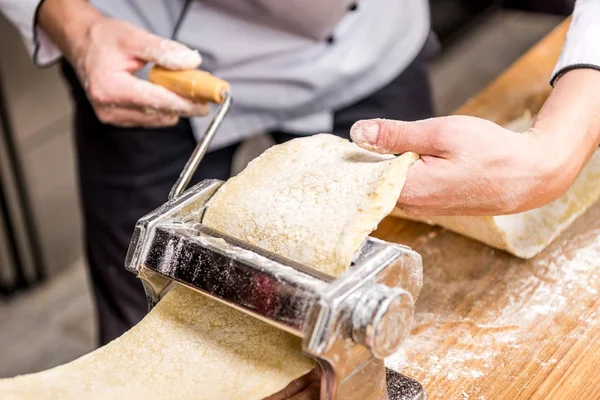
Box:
[149,66,233,200]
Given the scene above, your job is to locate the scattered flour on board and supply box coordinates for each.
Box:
[385,227,600,399]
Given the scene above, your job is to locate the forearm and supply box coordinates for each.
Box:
[525,0,600,206]
[533,69,600,198]
[37,0,104,65]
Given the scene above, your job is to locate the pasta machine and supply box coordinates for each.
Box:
[125,67,426,400]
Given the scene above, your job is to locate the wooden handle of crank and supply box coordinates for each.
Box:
[148,66,230,104]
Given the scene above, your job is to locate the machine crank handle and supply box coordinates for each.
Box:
[148,66,230,103]
[148,66,233,200]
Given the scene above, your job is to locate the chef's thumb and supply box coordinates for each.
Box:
[350,118,445,156]
[130,28,202,70]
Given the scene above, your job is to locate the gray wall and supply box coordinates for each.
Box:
[0,14,82,281]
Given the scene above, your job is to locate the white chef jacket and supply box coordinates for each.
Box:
[1,0,599,149]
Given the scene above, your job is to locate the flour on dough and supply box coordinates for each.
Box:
[0,134,420,399]
[392,113,600,258]
[204,134,419,277]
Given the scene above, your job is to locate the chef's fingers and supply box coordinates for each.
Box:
[94,106,180,128]
[396,156,511,217]
[88,72,209,116]
[263,369,320,400]
[126,28,202,70]
[288,382,320,400]
[350,117,452,156]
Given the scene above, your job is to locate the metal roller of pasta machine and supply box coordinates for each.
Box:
[125,67,426,400]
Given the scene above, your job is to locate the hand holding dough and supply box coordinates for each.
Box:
[351,116,561,216]
[390,114,600,258]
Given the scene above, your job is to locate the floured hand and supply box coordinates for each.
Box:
[350,115,578,216]
[39,0,209,128]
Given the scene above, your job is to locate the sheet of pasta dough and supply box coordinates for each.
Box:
[203,134,420,278]
[391,113,600,259]
[0,134,420,399]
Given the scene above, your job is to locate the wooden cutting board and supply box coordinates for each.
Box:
[376,19,600,400]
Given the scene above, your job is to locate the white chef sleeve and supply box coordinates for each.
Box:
[552,0,600,85]
[0,0,62,66]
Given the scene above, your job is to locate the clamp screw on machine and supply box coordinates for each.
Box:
[125,66,426,400]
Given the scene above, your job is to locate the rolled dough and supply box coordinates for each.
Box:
[0,134,420,399]
[392,113,600,258]
[203,134,420,278]
[0,287,314,400]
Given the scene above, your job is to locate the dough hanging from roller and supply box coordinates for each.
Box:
[392,113,600,258]
[0,134,420,399]
[0,287,314,400]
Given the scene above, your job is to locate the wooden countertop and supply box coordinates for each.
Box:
[375,19,600,400]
